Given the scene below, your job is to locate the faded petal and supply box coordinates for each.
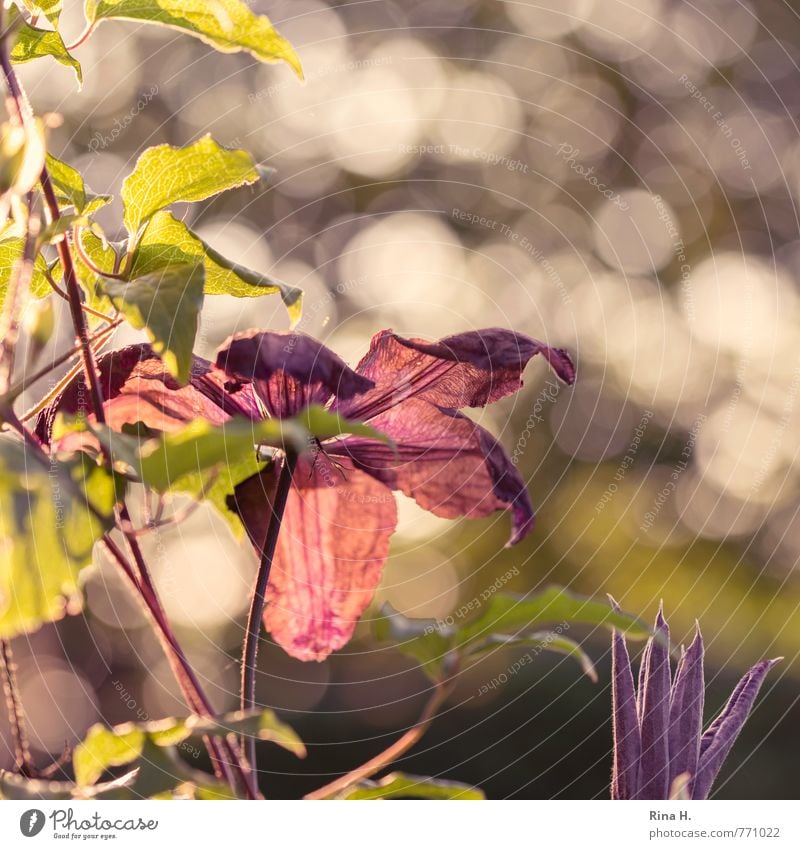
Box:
[638,608,671,800]
[229,455,397,661]
[338,328,575,421]
[216,330,374,418]
[668,626,705,789]
[691,658,780,799]
[610,597,641,800]
[329,398,534,545]
[34,344,252,444]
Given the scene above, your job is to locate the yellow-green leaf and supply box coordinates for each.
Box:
[46,153,111,215]
[8,7,81,85]
[21,1,63,27]
[121,135,268,236]
[131,210,302,325]
[340,773,485,800]
[0,442,117,639]
[73,725,146,788]
[84,0,301,76]
[0,238,52,313]
[101,263,205,383]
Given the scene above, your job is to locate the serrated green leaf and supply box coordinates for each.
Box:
[46,153,111,215]
[121,136,266,237]
[0,440,117,639]
[0,238,52,313]
[8,7,81,85]
[101,263,205,383]
[340,773,485,800]
[466,632,598,682]
[455,586,654,649]
[131,210,302,325]
[84,0,301,76]
[21,1,63,27]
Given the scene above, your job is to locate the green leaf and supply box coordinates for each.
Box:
[0,238,52,313]
[21,1,63,27]
[74,708,305,790]
[454,586,654,649]
[183,709,306,758]
[46,153,111,215]
[97,409,387,494]
[8,7,81,85]
[113,417,304,492]
[37,212,87,248]
[0,440,117,639]
[131,210,302,326]
[340,773,485,800]
[84,0,301,76]
[465,632,598,682]
[101,263,205,383]
[121,135,268,237]
[373,603,456,682]
[298,406,395,446]
[74,725,145,787]
[374,588,649,684]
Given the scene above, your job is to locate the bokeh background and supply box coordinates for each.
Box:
[3,0,800,798]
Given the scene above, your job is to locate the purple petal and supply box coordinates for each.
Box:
[668,626,705,789]
[638,607,671,800]
[337,328,575,421]
[228,455,398,661]
[34,344,251,445]
[329,398,534,546]
[216,330,374,418]
[609,596,641,800]
[691,658,780,799]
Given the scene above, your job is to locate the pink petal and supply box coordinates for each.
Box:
[329,398,534,546]
[35,344,259,445]
[338,328,575,421]
[229,455,397,662]
[215,330,374,418]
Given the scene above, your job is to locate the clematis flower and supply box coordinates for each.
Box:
[37,328,574,662]
[217,328,574,661]
[610,601,780,800]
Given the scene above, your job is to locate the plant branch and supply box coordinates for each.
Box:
[0,43,107,425]
[240,451,297,778]
[304,676,455,800]
[0,639,34,776]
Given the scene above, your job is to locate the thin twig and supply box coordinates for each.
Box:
[64,20,97,52]
[72,224,127,280]
[3,319,120,407]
